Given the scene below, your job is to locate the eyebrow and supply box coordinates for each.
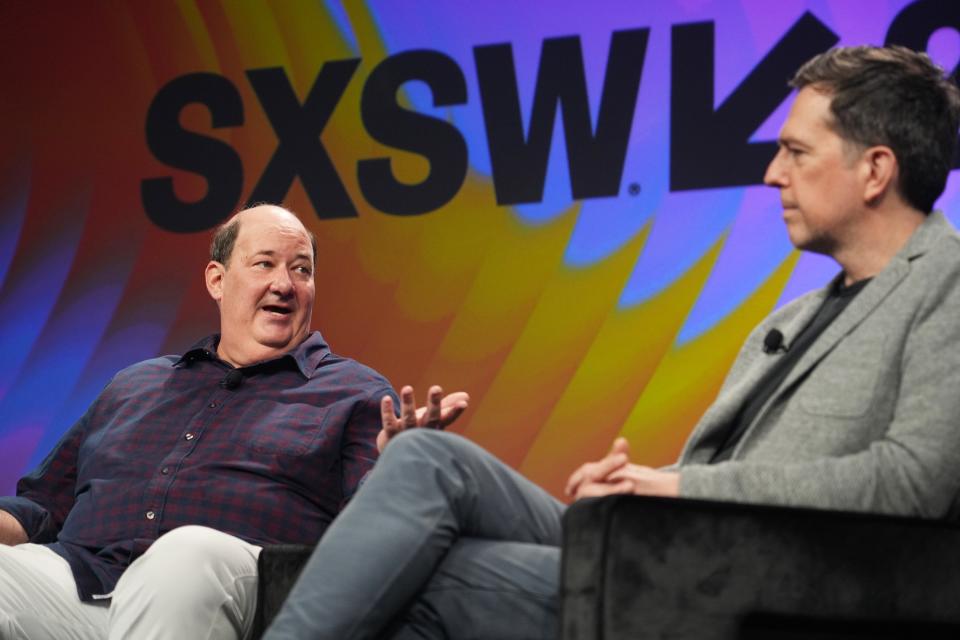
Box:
[250,250,313,262]
[777,135,808,148]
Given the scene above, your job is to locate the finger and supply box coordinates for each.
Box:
[424,385,443,428]
[437,404,467,429]
[564,464,589,497]
[609,437,630,457]
[574,479,635,501]
[399,386,417,429]
[591,452,629,482]
[440,392,470,409]
[607,464,642,483]
[565,454,623,497]
[436,392,470,429]
[380,395,399,435]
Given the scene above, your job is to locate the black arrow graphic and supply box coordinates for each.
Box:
[670,12,839,191]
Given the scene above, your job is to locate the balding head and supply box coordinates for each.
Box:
[211,204,317,269]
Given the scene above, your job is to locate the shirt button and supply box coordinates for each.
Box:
[161,467,170,475]
[208,402,217,408]
[146,511,156,520]
[184,433,195,441]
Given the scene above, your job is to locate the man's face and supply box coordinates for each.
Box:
[206,206,315,366]
[764,87,867,255]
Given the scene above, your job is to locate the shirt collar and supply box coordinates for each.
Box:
[174,331,331,379]
[829,274,872,299]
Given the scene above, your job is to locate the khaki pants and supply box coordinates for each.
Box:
[0,525,260,640]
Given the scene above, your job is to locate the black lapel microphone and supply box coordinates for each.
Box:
[762,329,788,354]
[221,369,244,390]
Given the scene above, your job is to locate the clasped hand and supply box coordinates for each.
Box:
[564,437,680,501]
[377,385,470,452]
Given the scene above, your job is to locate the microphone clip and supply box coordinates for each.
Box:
[762,329,788,354]
[221,369,244,390]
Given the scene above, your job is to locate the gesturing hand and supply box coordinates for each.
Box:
[377,385,470,452]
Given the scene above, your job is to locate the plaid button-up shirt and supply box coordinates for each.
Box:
[0,332,395,600]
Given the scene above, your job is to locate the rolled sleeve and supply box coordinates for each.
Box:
[0,496,55,542]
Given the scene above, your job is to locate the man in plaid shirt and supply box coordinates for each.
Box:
[0,204,468,639]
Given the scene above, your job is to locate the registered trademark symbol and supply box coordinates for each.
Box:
[628,182,641,196]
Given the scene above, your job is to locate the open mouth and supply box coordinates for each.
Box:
[261,305,293,316]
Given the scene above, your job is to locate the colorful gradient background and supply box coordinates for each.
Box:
[1,1,958,497]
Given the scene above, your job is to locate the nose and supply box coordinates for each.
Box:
[270,269,294,296]
[764,147,787,188]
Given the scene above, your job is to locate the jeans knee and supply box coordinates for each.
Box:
[390,426,441,447]
[386,429,473,461]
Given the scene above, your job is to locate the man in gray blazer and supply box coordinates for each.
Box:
[264,45,960,640]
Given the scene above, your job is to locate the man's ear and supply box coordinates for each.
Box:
[861,145,898,205]
[205,261,226,304]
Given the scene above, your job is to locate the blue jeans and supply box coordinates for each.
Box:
[264,429,566,639]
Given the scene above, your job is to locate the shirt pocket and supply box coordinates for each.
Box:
[231,410,328,456]
[795,334,886,418]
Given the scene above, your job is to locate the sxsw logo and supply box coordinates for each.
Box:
[142,1,958,233]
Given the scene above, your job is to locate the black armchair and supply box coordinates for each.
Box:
[251,544,314,638]
[561,495,960,639]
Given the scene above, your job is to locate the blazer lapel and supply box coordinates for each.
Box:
[679,288,827,463]
[774,261,908,394]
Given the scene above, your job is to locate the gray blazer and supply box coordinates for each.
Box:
[677,211,960,519]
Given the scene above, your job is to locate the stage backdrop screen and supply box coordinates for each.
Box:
[1,0,958,496]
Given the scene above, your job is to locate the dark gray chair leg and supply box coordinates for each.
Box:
[250,544,315,639]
